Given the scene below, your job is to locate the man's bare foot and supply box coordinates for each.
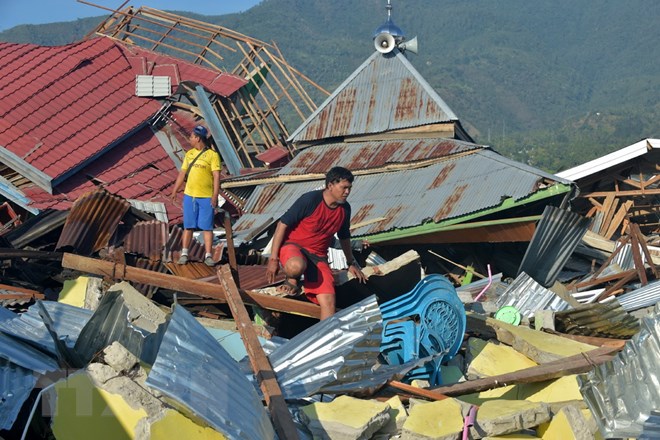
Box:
[276,278,302,296]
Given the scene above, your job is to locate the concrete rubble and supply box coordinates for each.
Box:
[0,4,659,440]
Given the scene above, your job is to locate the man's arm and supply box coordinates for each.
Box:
[211,170,220,207]
[170,168,187,201]
[266,221,289,283]
[339,238,367,283]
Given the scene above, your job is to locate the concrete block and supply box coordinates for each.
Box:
[401,398,464,440]
[375,395,408,437]
[102,341,140,374]
[300,395,391,440]
[85,275,104,310]
[519,375,583,404]
[107,281,167,332]
[580,408,604,439]
[466,338,537,379]
[536,405,592,440]
[533,310,555,331]
[471,400,551,438]
[488,319,597,363]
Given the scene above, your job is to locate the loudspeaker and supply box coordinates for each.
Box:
[374,32,396,54]
[399,36,418,54]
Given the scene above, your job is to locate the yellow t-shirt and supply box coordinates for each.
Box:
[182,148,221,198]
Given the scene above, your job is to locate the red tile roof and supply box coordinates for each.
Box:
[0,38,161,183]
[21,127,184,223]
[0,36,247,223]
[118,44,247,98]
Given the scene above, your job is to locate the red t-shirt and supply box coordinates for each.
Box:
[280,190,351,257]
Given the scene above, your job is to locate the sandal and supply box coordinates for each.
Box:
[276,278,302,296]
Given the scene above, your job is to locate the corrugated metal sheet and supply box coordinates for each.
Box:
[278,139,480,175]
[553,301,640,338]
[268,295,407,398]
[617,279,660,312]
[557,138,660,181]
[56,188,130,255]
[233,149,568,239]
[578,303,660,439]
[0,358,37,431]
[289,50,458,143]
[165,225,211,263]
[74,286,167,366]
[146,304,275,440]
[124,220,169,261]
[0,302,92,356]
[0,284,40,307]
[236,264,285,290]
[3,208,68,249]
[496,272,572,318]
[518,205,592,288]
[0,331,58,374]
[640,410,660,439]
[128,199,169,224]
[131,257,166,298]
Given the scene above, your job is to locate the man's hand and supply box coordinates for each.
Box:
[211,196,218,208]
[348,262,367,283]
[266,257,280,284]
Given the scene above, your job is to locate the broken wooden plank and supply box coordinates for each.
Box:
[582,188,660,197]
[629,226,648,285]
[599,193,617,237]
[0,248,63,261]
[631,222,660,278]
[541,329,628,350]
[222,210,240,287]
[387,380,449,401]
[597,270,638,301]
[61,253,322,319]
[572,269,637,290]
[603,200,632,239]
[427,346,618,397]
[217,265,300,440]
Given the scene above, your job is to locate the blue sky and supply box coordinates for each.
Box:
[0,0,262,31]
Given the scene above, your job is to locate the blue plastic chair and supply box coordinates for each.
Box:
[380,274,466,385]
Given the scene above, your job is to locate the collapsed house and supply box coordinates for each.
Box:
[0,5,322,226]
[1,3,659,440]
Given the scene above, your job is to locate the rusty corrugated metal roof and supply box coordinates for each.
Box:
[233,149,568,239]
[237,265,284,290]
[278,138,480,175]
[124,220,169,261]
[288,50,459,144]
[554,301,640,339]
[56,188,130,255]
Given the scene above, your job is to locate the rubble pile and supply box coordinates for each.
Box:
[1,185,659,439]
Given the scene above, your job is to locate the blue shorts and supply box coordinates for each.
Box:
[182,195,214,230]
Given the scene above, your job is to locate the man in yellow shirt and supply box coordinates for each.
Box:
[170,125,221,266]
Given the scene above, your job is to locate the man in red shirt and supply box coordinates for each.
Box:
[266,167,367,319]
